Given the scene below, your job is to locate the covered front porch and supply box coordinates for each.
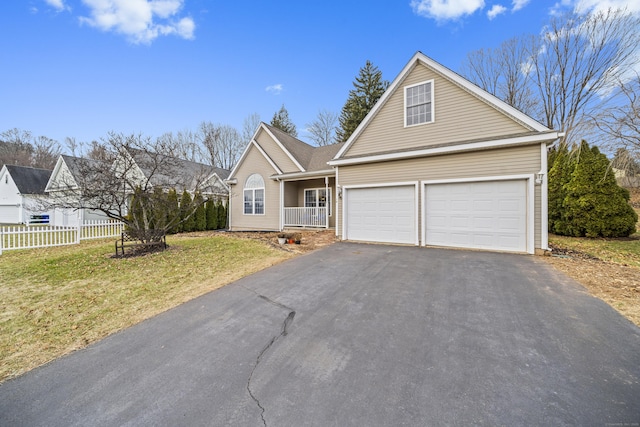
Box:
[277,174,336,229]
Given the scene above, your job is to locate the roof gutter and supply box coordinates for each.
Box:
[329,131,563,167]
[269,169,336,181]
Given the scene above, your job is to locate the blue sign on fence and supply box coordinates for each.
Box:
[29,214,50,224]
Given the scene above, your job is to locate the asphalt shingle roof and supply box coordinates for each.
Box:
[4,164,52,195]
[261,123,344,173]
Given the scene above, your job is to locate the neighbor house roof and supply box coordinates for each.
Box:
[124,147,230,191]
[4,164,52,195]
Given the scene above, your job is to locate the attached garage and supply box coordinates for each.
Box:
[424,179,530,253]
[0,205,19,224]
[344,184,417,245]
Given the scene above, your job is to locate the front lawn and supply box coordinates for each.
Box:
[0,232,294,383]
[547,232,640,327]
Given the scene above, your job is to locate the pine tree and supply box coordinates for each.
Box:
[150,187,167,231]
[180,190,196,233]
[205,199,217,230]
[193,192,207,231]
[216,199,227,229]
[270,104,298,137]
[166,188,180,234]
[127,186,144,235]
[548,144,575,235]
[562,141,637,237]
[336,60,389,143]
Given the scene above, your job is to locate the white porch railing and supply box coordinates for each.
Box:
[283,207,328,228]
[0,220,124,254]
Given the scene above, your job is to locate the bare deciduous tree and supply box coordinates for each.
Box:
[530,8,640,144]
[242,113,261,143]
[461,8,640,146]
[158,129,206,163]
[0,128,60,169]
[32,136,61,169]
[199,122,242,171]
[595,73,640,151]
[462,36,541,119]
[46,132,211,245]
[306,109,338,146]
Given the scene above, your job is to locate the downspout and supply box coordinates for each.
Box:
[325,176,329,229]
[540,142,550,251]
[227,184,232,230]
[335,166,340,237]
[278,178,284,231]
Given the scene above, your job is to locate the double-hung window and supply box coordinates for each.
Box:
[244,174,264,215]
[304,188,331,216]
[405,80,433,127]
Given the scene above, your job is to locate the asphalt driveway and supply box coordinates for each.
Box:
[1,243,639,426]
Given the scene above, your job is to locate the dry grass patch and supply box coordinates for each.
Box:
[543,189,640,327]
[0,232,294,383]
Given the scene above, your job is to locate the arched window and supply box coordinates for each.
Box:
[244,174,265,215]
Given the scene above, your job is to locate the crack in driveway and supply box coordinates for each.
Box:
[245,289,295,427]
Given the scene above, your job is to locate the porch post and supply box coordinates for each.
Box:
[325,176,329,229]
[279,179,284,231]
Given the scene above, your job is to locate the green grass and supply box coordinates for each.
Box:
[550,204,640,267]
[549,234,640,267]
[0,233,293,383]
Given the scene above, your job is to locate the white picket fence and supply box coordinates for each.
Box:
[0,220,124,255]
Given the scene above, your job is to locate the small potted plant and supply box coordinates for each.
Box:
[293,232,302,244]
[277,233,287,245]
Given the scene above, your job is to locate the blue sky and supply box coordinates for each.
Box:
[1,0,637,149]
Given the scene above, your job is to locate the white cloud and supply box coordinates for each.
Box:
[511,0,530,11]
[551,0,640,16]
[487,4,507,19]
[574,0,640,14]
[265,84,284,95]
[45,0,67,11]
[410,0,485,21]
[79,0,195,44]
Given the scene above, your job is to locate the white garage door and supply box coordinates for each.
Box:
[0,205,19,224]
[425,180,527,252]
[345,185,416,244]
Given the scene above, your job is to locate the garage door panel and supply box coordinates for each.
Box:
[426,180,527,252]
[346,185,416,245]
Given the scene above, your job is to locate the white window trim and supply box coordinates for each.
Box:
[243,174,265,216]
[404,79,434,128]
[304,187,332,216]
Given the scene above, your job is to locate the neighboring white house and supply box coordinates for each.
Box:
[118,147,230,202]
[0,164,54,224]
[44,155,109,226]
[44,151,230,226]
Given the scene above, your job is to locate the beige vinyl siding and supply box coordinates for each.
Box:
[229,145,280,231]
[283,184,298,208]
[345,63,532,158]
[255,129,301,173]
[337,144,542,248]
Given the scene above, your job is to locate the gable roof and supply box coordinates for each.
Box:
[334,51,551,160]
[228,122,344,180]
[3,164,52,195]
[262,124,315,170]
[45,154,104,191]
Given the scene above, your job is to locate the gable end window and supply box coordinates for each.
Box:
[405,80,434,127]
[244,173,265,215]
